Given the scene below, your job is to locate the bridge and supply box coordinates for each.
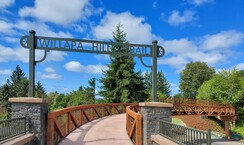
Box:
[1,98,235,145]
[47,98,235,145]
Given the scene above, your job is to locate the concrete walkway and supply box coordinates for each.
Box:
[59,114,133,145]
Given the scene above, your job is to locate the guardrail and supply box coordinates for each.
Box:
[48,103,134,145]
[126,105,142,145]
[159,120,211,145]
[0,117,26,142]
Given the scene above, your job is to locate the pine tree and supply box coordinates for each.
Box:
[84,78,96,104]
[144,71,171,101]
[36,81,47,98]
[7,65,29,97]
[0,65,29,117]
[99,24,148,103]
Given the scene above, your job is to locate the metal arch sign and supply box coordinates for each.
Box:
[20,36,165,57]
[20,30,165,101]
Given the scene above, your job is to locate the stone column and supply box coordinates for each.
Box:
[139,102,173,145]
[9,97,48,145]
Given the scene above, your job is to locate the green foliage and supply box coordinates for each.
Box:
[0,113,9,119]
[197,69,244,122]
[99,24,148,103]
[232,124,244,136]
[144,71,171,99]
[35,81,47,98]
[0,65,29,117]
[180,61,215,98]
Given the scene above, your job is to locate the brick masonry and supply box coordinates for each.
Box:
[139,102,172,145]
[9,98,48,145]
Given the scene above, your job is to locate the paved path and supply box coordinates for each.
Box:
[59,114,133,145]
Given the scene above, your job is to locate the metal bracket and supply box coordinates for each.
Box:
[35,50,49,64]
[139,56,152,69]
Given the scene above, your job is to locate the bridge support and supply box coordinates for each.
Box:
[219,116,236,140]
[9,97,48,145]
[139,102,173,145]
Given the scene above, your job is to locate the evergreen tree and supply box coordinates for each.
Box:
[84,78,96,104]
[0,65,29,117]
[99,24,148,103]
[144,71,171,101]
[7,65,29,97]
[35,81,47,98]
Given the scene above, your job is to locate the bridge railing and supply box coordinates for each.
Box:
[0,117,26,142]
[159,120,211,145]
[163,97,234,107]
[126,104,142,145]
[47,103,134,145]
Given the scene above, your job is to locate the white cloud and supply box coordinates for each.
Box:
[158,30,244,71]
[187,0,213,6]
[235,63,244,70]
[0,69,12,75]
[64,61,108,74]
[0,0,14,8]
[0,44,66,63]
[93,11,152,44]
[16,20,73,38]
[40,73,61,80]
[159,56,189,69]
[167,10,197,26]
[0,45,29,63]
[201,30,244,50]
[44,67,56,73]
[19,0,96,25]
[0,20,15,34]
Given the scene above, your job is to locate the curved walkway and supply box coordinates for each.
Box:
[59,114,133,145]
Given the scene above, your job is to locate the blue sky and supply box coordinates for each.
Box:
[0,0,244,95]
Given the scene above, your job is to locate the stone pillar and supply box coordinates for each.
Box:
[139,102,173,145]
[9,97,48,145]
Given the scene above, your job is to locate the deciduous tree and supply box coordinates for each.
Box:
[179,61,215,98]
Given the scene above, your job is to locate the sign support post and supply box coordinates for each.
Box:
[152,40,158,102]
[29,30,36,97]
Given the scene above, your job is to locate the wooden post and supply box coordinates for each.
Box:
[66,112,70,134]
[47,118,54,145]
[80,109,83,125]
[225,120,230,140]
[136,115,142,145]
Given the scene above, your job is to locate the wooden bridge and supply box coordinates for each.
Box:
[47,98,235,145]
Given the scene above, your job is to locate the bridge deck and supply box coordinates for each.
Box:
[59,114,133,145]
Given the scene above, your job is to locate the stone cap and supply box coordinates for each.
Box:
[9,97,48,104]
[139,102,173,108]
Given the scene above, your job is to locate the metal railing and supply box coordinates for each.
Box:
[0,117,26,142]
[159,120,211,145]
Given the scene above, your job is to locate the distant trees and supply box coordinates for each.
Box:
[144,71,171,101]
[179,61,215,98]
[99,24,148,103]
[197,69,244,122]
[36,81,47,98]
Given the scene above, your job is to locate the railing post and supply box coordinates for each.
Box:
[136,116,142,145]
[47,117,54,145]
[80,109,83,125]
[207,129,211,145]
[66,112,70,134]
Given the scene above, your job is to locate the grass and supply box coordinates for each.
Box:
[232,124,244,136]
[172,117,184,124]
